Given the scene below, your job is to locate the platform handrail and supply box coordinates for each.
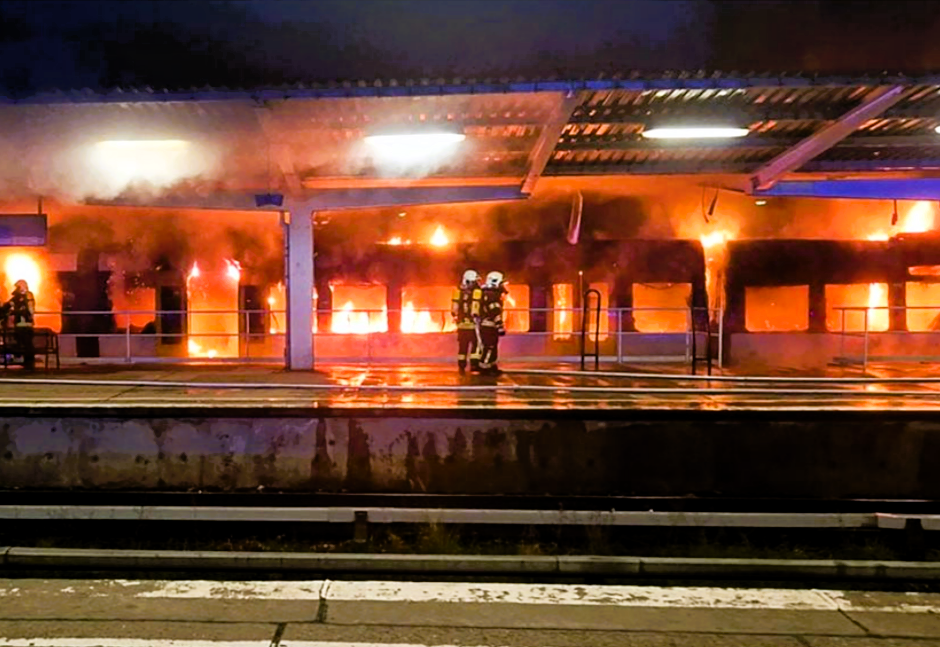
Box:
[580,289,601,371]
[831,303,940,371]
[19,305,723,365]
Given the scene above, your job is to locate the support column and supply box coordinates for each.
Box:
[285,205,314,370]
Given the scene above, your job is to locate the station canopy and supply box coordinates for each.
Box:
[3,72,940,206]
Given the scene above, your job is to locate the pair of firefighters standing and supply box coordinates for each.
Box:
[451,269,506,375]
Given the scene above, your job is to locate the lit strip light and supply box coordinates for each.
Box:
[364,133,466,146]
[642,127,749,139]
[96,140,190,149]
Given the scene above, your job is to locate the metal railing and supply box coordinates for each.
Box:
[580,289,601,371]
[26,306,724,366]
[834,304,940,370]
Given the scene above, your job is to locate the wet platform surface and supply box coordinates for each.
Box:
[1,361,940,411]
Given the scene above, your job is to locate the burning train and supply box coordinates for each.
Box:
[1,185,940,369]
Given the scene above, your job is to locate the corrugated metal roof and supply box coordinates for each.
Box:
[5,72,940,180]
[5,72,940,105]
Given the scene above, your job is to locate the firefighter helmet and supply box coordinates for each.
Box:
[461,270,480,287]
[484,271,504,289]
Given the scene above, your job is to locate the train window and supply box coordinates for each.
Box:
[552,283,573,339]
[906,282,940,331]
[745,286,809,332]
[400,286,455,333]
[504,283,530,333]
[113,287,156,330]
[330,285,388,334]
[633,283,691,333]
[187,263,240,358]
[825,284,889,332]
[266,283,288,334]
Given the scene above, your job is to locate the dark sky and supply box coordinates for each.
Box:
[1,0,940,96]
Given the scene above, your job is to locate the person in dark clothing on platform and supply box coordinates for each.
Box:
[478,271,507,376]
[6,279,36,370]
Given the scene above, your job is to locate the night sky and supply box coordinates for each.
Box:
[2,0,940,96]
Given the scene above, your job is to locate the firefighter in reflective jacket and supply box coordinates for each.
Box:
[6,279,36,370]
[479,271,507,376]
[451,269,482,374]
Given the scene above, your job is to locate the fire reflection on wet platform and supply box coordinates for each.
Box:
[1,362,940,412]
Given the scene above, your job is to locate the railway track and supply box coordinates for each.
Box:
[2,490,939,514]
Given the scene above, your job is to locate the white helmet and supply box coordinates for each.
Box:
[484,271,504,289]
[461,269,479,287]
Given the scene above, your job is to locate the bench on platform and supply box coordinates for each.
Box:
[0,327,60,371]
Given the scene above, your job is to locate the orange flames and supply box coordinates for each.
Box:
[859,202,935,331]
[867,282,889,331]
[4,253,42,293]
[0,250,61,331]
[267,282,286,335]
[700,229,734,315]
[382,224,449,247]
[867,201,935,241]
[186,260,240,358]
[330,285,388,334]
[553,283,573,339]
[429,225,449,247]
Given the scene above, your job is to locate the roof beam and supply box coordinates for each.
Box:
[753,178,940,200]
[545,157,940,176]
[748,85,907,192]
[520,91,581,195]
[86,185,526,212]
[86,193,281,212]
[306,185,526,211]
[557,134,940,152]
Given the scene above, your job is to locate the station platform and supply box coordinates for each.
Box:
[0,361,939,411]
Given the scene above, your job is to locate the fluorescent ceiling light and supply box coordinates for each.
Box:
[96,139,190,149]
[364,132,465,146]
[642,127,749,139]
[364,131,465,165]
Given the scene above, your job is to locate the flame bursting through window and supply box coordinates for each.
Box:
[186,260,240,358]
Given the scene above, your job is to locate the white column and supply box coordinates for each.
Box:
[285,204,314,370]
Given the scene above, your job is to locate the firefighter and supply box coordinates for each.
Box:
[478,271,507,376]
[6,279,36,371]
[451,269,482,374]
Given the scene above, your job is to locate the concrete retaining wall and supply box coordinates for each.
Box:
[2,413,939,498]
